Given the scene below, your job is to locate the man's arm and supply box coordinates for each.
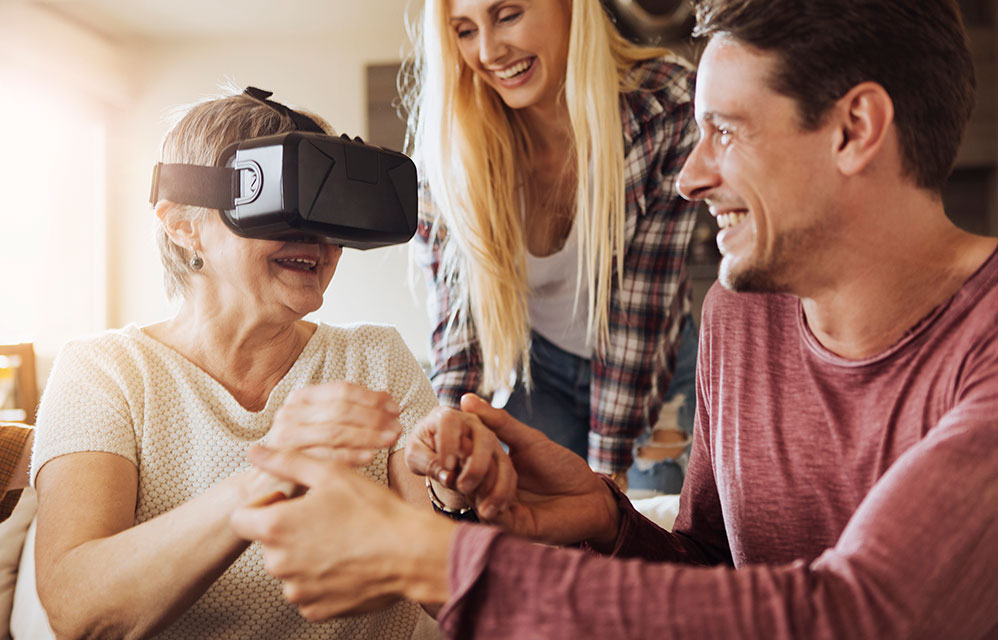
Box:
[461,388,729,565]
[0,423,33,522]
[233,413,996,638]
[231,447,457,621]
[437,411,998,639]
[232,395,995,638]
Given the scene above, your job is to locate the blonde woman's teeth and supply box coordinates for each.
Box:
[717,212,747,229]
[494,59,532,80]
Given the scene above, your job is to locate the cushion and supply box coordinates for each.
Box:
[0,488,36,639]
[9,517,54,639]
[631,493,681,531]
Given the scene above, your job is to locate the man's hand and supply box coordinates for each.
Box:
[405,406,517,520]
[460,394,621,547]
[230,446,456,621]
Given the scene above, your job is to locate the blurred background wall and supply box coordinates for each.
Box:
[0,0,431,377]
[0,0,994,389]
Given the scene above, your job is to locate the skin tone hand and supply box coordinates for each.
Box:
[231,446,456,622]
[245,381,404,502]
[404,406,517,520]
[267,381,403,464]
[458,393,622,548]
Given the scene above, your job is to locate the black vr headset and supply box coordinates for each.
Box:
[149,87,417,250]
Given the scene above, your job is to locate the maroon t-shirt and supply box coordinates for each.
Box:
[439,248,998,639]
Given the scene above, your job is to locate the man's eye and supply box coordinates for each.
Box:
[717,128,732,146]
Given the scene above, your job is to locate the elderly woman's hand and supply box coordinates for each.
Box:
[404,406,517,521]
[267,381,404,467]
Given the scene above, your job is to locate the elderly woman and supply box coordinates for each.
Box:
[31,89,439,639]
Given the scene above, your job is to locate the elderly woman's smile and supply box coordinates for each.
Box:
[274,255,319,271]
[271,244,337,273]
[186,213,344,318]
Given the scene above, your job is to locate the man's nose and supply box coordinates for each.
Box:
[676,138,719,202]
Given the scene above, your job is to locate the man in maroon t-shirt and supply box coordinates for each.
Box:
[232,1,997,638]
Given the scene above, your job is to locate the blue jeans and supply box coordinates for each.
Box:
[503,316,699,494]
[626,316,698,494]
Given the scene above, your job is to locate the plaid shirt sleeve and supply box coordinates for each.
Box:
[588,58,700,475]
[413,181,484,408]
[0,423,32,522]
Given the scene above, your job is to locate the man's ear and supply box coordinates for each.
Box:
[155,201,199,250]
[831,81,895,178]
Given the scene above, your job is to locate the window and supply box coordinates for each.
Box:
[0,71,107,357]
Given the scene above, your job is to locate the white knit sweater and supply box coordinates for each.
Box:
[33,323,438,639]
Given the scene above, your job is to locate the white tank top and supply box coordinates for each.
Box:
[526,216,592,358]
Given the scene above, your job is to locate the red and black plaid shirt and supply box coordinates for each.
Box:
[415,56,699,474]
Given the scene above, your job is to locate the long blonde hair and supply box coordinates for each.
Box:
[403,0,666,394]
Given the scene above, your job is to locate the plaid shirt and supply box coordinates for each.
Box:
[414,56,699,475]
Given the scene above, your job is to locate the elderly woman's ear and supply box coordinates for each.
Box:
[155,200,199,250]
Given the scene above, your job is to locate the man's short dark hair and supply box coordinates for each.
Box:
[692,0,976,192]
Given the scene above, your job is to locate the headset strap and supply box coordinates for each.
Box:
[150,87,323,206]
[243,86,325,134]
[149,163,235,208]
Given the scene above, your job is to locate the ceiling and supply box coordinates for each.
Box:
[33,0,416,41]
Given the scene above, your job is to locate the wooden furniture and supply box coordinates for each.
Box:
[0,344,38,425]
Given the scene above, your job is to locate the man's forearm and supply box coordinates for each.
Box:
[435,416,998,640]
[400,512,458,605]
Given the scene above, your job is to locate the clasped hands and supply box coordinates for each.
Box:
[231,384,621,621]
[239,380,405,505]
[409,394,622,546]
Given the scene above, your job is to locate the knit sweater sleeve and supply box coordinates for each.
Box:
[381,327,439,454]
[31,337,139,485]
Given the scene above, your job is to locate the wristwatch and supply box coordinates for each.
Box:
[425,476,479,522]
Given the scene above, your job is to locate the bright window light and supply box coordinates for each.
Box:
[0,71,107,357]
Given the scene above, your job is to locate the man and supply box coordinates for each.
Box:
[0,423,33,521]
[231,0,998,637]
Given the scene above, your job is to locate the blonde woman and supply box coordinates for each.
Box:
[404,0,699,492]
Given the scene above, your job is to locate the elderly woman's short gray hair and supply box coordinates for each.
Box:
[155,88,333,299]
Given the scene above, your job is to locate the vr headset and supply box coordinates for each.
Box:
[149,87,417,250]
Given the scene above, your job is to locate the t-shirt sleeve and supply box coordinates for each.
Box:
[31,340,139,485]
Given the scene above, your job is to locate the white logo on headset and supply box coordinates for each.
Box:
[234,160,263,206]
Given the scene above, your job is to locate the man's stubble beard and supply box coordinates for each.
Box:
[719,222,831,294]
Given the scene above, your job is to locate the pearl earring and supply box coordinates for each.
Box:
[189,250,204,271]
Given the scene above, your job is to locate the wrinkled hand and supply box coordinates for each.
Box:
[459,394,621,547]
[231,446,455,621]
[405,406,517,520]
[268,381,403,466]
